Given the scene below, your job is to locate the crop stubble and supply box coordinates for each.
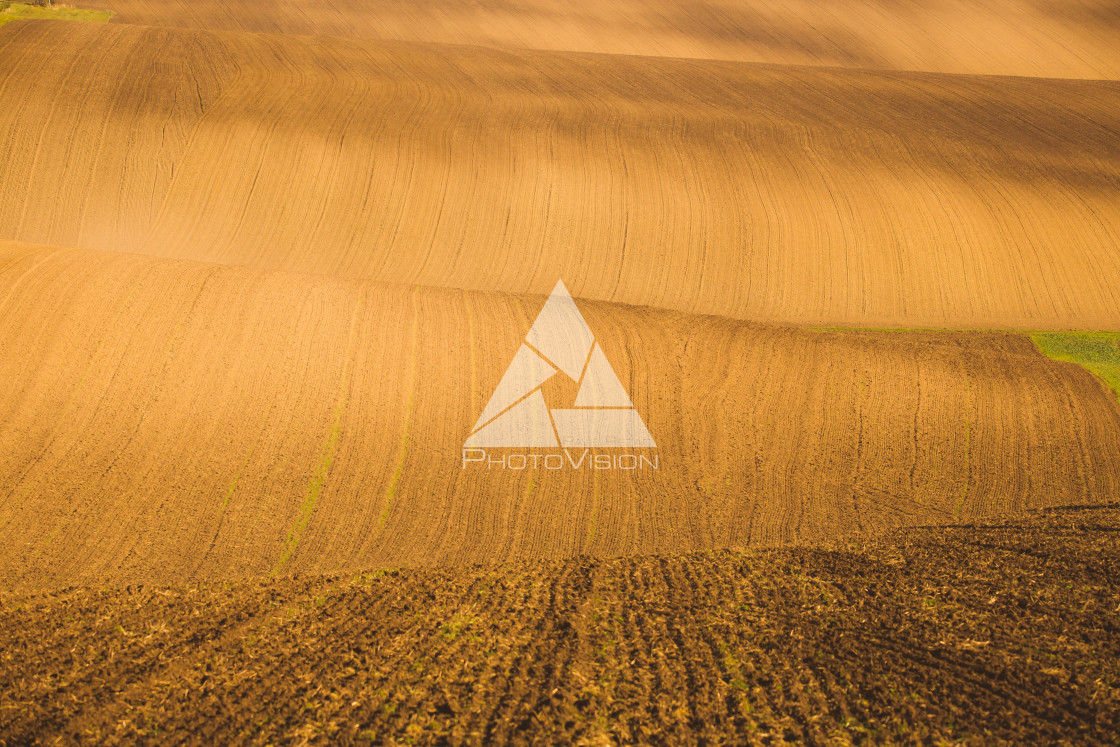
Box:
[0,504,1116,743]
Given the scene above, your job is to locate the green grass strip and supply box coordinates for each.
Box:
[273,407,343,575]
[1031,332,1120,401]
[0,2,113,27]
[272,297,365,576]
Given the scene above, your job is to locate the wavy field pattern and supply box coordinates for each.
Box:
[2,22,1120,328]
[3,2,1120,738]
[0,242,1117,589]
[81,0,1120,78]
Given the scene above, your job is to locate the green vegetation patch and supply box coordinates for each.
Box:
[0,2,113,27]
[1032,332,1120,401]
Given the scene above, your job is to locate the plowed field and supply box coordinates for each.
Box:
[2,504,1117,744]
[1,241,1118,591]
[2,1,1119,741]
[3,21,1120,327]
[81,0,1120,78]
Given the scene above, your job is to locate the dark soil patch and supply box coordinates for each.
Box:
[1,504,1118,744]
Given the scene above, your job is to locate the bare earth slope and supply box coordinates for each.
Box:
[2,504,1117,743]
[3,21,1120,328]
[2,4,1120,740]
[1,241,1118,590]
[81,0,1120,78]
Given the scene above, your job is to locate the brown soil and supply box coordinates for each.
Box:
[2,242,1117,591]
[80,0,1120,78]
[1,503,1117,744]
[2,3,1120,742]
[3,22,1120,328]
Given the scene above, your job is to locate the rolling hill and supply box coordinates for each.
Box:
[3,2,1120,741]
[1,240,1117,590]
[81,0,1120,78]
[2,21,1120,328]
